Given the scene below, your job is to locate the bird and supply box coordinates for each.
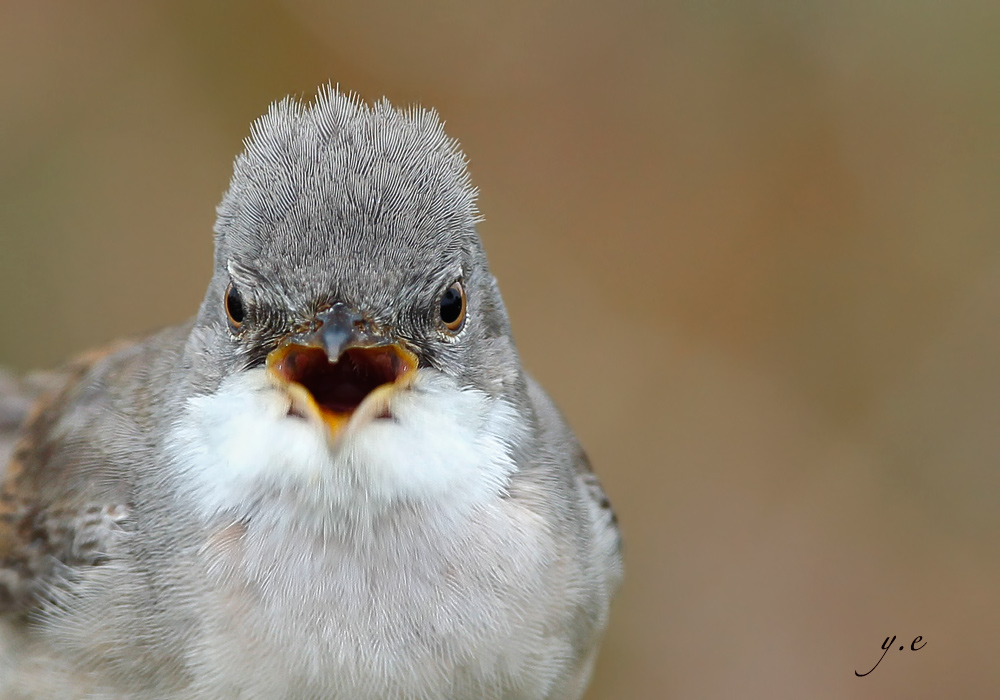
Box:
[0,86,622,700]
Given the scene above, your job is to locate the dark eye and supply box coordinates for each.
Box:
[439,281,466,333]
[224,282,245,331]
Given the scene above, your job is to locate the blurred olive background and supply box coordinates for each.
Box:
[2,1,999,698]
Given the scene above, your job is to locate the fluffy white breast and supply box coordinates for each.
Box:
[161,370,585,700]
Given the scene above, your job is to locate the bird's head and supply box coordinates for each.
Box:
[170,88,528,526]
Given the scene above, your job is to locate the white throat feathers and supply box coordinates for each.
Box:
[167,368,522,527]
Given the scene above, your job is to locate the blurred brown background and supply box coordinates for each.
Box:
[1,1,998,697]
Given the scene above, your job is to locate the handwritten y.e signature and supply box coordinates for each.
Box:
[855,635,926,677]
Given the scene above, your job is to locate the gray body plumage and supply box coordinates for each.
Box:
[0,88,621,699]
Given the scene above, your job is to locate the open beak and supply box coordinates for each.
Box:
[266,303,418,438]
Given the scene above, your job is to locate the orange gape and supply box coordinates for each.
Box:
[267,341,418,437]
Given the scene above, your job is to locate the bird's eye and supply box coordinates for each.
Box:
[224,282,245,331]
[439,281,466,333]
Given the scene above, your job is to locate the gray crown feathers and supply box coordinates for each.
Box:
[215,85,481,261]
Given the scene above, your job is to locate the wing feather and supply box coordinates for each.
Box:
[0,345,136,613]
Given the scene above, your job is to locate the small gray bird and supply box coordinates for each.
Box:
[0,87,621,700]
